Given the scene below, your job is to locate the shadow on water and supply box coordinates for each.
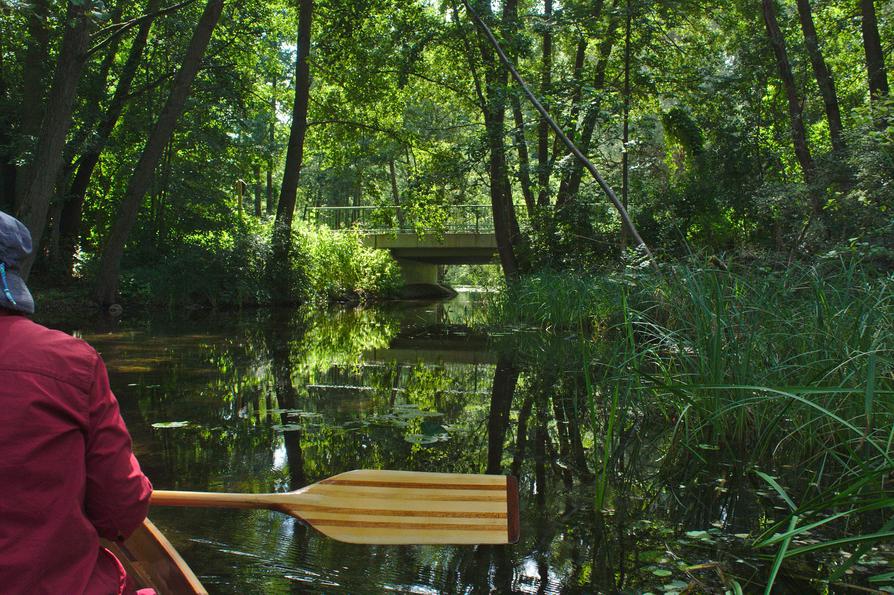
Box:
[47,294,886,593]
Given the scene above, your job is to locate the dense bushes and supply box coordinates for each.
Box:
[299,223,402,303]
[108,219,401,308]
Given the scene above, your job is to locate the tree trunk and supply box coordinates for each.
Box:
[388,159,406,227]
[59,0,162,277]
[859,0,889,105]
[795,0,845,153]
[469,0,522,280]
[556,13,619,207]
[266,160,274,215]
[266,76,277,216]
[17,1,93,279]
[14,0,51,208]
[0,28,16,212]
[621,0,632,250]
[762,0,817,198]
[536,0,552,208]
[269,0,313,301]
[60,2,125,174]
[94,0,224,305]
[510,94,535,217]
[565,37,589,143]
[254,163,262,217]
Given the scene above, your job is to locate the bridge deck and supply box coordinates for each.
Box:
[361,232,497,264]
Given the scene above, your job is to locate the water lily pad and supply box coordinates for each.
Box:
[651,568,673,577]
[685,530,709,538]
[404,432,450,445]
[272,424,303,432]
[151,421,192,429]
[404,434,440,444]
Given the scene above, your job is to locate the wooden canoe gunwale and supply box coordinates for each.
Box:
[103,518,207,595]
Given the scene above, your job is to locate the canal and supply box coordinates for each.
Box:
[46,292,890,593]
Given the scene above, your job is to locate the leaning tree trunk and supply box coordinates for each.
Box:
[17,1,93,279]
[94,0,225,306]
[59,0,163,277]
[859,0,889,106]
[795,0,845,153]
[762,0,817,209]
[269,0,313,302]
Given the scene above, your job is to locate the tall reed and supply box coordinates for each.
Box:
[494,256,893,586]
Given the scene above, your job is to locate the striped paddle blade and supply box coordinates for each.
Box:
[151,470,520,545]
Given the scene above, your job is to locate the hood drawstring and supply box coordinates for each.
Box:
[0,262,17,306]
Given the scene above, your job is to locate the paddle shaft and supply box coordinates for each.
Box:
[152,490,287,511]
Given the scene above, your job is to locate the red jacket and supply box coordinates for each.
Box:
[0,311,152,594]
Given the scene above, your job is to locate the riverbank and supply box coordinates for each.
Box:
[29,221,404,321]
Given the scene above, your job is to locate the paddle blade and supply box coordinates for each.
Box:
[283,470,520,545]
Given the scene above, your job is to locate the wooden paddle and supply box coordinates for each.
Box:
[151,469,520,545]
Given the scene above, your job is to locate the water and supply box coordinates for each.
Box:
[44,293,890,593]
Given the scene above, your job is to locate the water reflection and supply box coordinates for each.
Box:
[43,294,867,593]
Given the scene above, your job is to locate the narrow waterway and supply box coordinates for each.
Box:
[44,293,889,593]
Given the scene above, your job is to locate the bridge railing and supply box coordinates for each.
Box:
[305,205,494,234]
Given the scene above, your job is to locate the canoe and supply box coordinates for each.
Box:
[103,518,207,594]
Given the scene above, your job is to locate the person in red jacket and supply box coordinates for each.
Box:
[0,210,153,594]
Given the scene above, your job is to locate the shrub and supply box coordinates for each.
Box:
[299,222,402,303]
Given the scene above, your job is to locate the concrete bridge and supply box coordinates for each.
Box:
[306,205,498,296]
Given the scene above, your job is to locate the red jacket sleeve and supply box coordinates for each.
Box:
[84,354,153,541]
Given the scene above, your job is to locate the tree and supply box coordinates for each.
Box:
[17,1,94,278]
[94,0,225,306]
[536,0,553,209]
[13,0,51,205]
[761,0,817,203]
[795,0,844,153]
[859,0,888,106]
[57,0,164,277]
[459,0,523,280]
[269,0,313,302]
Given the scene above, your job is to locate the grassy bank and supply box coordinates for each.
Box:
[490,257,893,588]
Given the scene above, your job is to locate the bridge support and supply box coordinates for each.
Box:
[396,259,457,299]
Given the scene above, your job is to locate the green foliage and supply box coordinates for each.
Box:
[115,220,278,307]
[299,222,402,303]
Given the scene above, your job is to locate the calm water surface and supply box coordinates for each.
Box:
[42,293,889,593]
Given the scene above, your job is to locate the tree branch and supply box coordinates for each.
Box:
[88,0,197,58]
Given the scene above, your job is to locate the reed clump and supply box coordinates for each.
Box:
[493,256,893,586]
